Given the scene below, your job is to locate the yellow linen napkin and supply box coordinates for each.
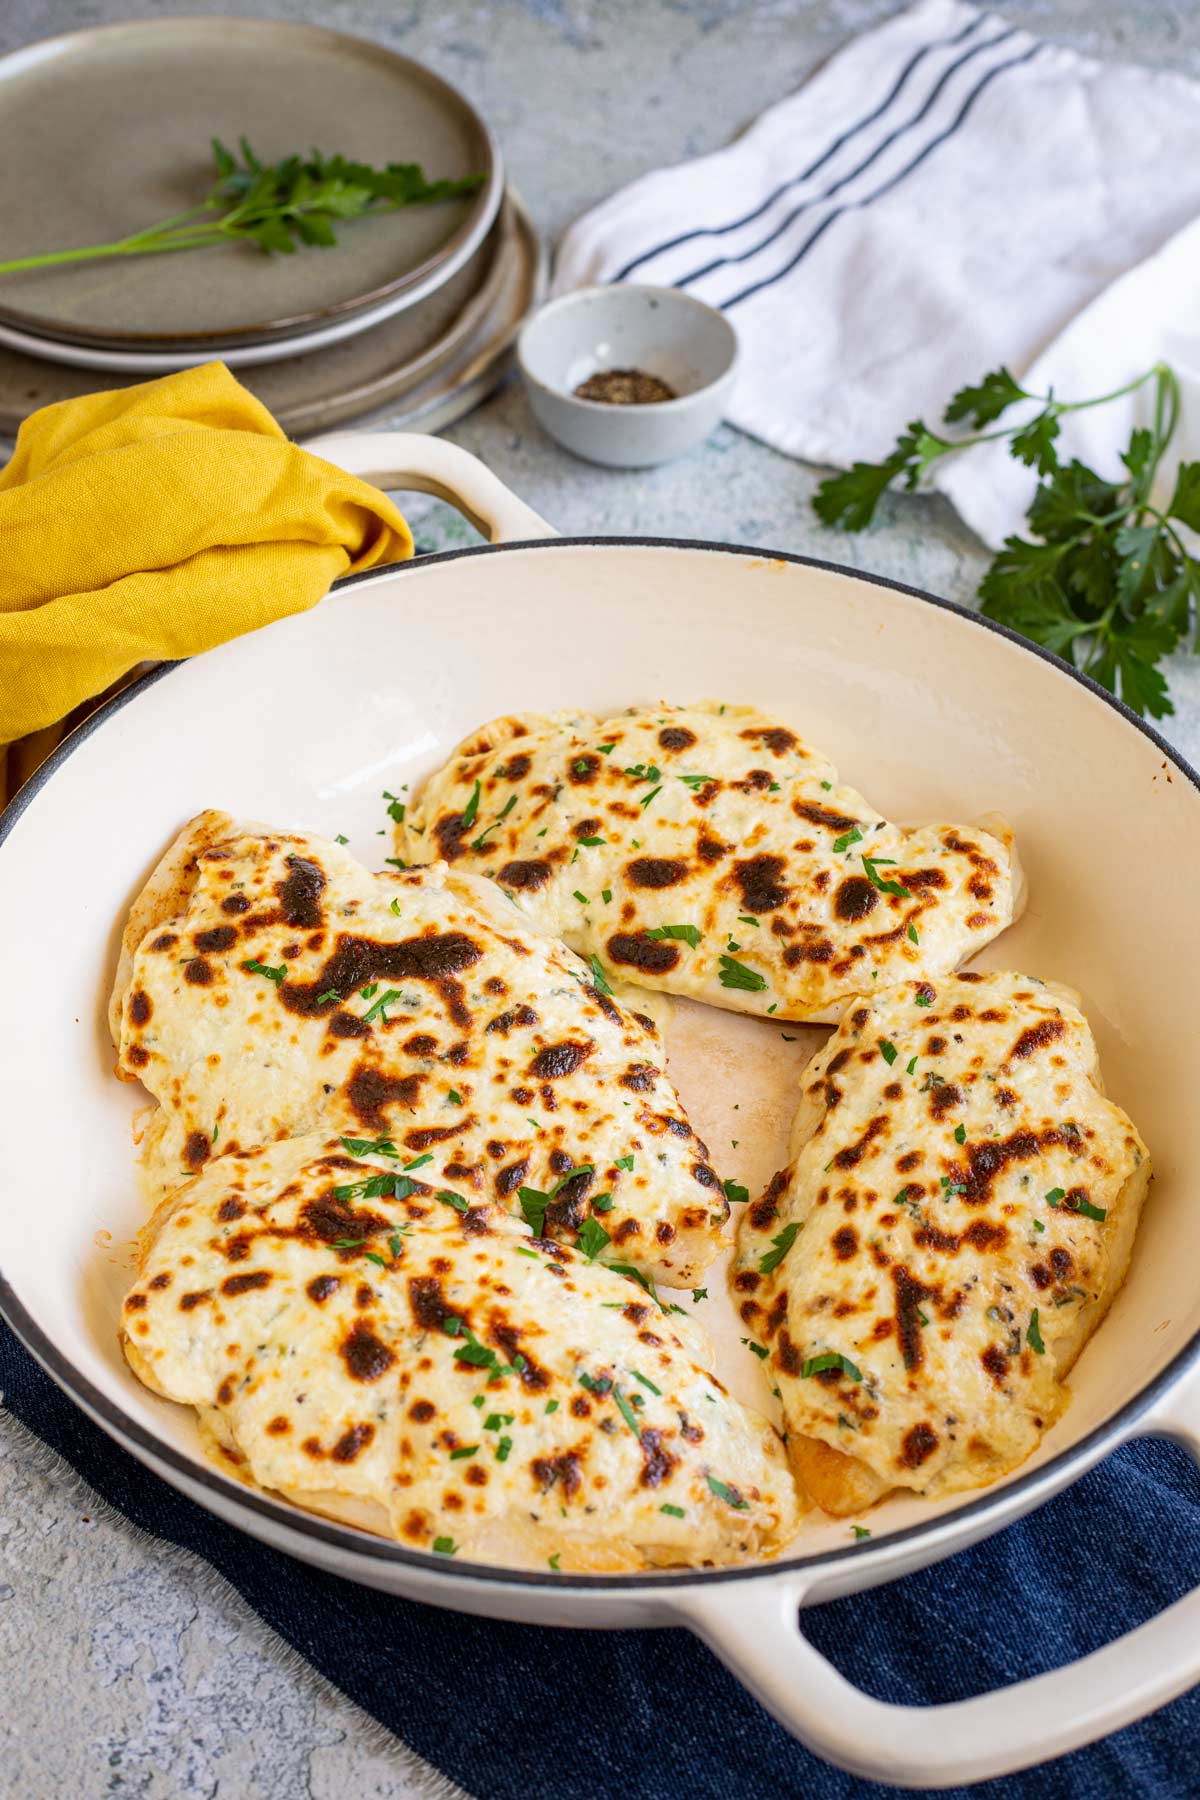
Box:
[0,362,414,802]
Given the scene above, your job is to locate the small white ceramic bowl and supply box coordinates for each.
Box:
[517,284,738,467]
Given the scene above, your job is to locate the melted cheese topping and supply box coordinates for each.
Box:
[122,1135,800,1569]
[398,702,1017,1023]
[733,971,1149,1509]
[115,818,729,1285]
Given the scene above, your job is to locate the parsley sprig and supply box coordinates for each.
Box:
[814,362,1199,718]
[0,138,484,275]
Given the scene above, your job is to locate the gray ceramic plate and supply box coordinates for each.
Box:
[0,192,544,440]
[0,18,501,348]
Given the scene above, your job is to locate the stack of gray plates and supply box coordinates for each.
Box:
[0,18,544,436]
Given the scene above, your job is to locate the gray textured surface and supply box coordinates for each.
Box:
[4,1,1200,1795]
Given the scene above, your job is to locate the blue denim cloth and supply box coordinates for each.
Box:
[3,1319,1197,1799]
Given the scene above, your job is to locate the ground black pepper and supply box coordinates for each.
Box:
[574,368,676,404]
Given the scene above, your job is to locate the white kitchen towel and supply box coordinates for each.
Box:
[553,0,1200,547]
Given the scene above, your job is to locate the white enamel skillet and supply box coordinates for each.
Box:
[1,433,1198,1789]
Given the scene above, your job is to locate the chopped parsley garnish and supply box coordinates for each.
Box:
[907,922,920,944]
[495,1436,513,1462]
[363,1251,388,1269]
[517,1164,595,1235]
[625,762,660,784]
[447,1089,462,1105]
[832,827,863,854]
[591,1192,614,1212]
[471,792,517,852]
[360,983,379,999]
[632,1369,661,1395]
[436,1189,469,1214]
[1033,1219,1046,1234]
[339,1134,399,1157]
[335,833,349,845]
[940,1176,966,1196]
[1064,1192,1108,1221]
[613,1386,641,1436]
[692,1288,708,1304]
[878,1039,898,1066]
[954,1124,967,1144]
[597,742,616,755]
[587,955,613,996]
[315,988,342,1005]
[615,1155,635,1173]
[579,1370,612,1397]
[759,1221,801,1274]
[405,1154,433,1171]
[660,1503,685,1518]
[801,1351,863,1382]
[545,1399,559,1415]
[573,890,589,905]
[644,923,702,949]
[576,1216,611,1260]
[548,1553,562,1570]
[243,959,286,986]
[1045,1187,1066,1206]
[851,1525,872,1540]
[449,1445,478,1460]
[388,1231,408,1258]
[906,1056,918,1075]
[602,888,612,904]
[678,773,717,789]
[461,781,481,828]
[1027,1309,1046,1354]
[723,1179,749,1205]
[577,834,607,848]
[706,1476,748,1509]
[718,954,767,993]
[362,987,402,1024]
[638,785,663,810]
[743,1338,769,1359]
[820,781,833,791]
[861,855,912,899]
[383,789,406,824]
[432,1537,458,1555]
[737,915,760,929]
[914,990,933,1007]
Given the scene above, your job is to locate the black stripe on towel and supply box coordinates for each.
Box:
[611,9,988,282]
[675,24,1016,290]
[720,40,1044,311]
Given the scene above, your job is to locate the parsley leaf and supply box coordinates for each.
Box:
[644,923,702,949]
[587,954,613,996]
[815,361,1199,717]
[759,1220,801,1274]
[243,959,286,987]
[718,954,767,993]
[801,1351,862,1382]
[706,1475,748,1510]
[576,1217,611,1260]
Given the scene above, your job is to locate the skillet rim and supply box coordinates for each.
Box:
[2,532,1198,1594]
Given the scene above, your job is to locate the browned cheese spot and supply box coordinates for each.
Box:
[626,857,688,889]
[340,1321,396,1383]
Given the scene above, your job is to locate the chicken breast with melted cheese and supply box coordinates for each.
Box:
[396,702,1019,1023]
[121,1134,801,1569]
[732,971,1149,1514]
[111,814,729,1285]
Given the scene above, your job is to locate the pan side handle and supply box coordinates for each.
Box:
[673,1370,1200,1789]
[302,430,557,545]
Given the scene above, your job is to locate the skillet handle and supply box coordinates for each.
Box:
[677,1380,1200,1790]
[301,430,557,545]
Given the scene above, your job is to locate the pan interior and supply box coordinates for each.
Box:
[1,539,1196,1575]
